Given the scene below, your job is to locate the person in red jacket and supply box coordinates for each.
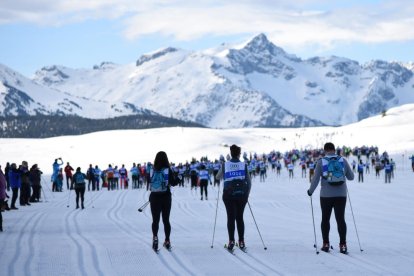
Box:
[64,162,74,190]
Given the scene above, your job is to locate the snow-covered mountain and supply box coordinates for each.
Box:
[3,34,414,128]
[0,63,156,118]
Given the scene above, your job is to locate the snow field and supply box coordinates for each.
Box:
[1,161,413,276]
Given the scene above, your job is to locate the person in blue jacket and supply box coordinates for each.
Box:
[51,158,63,192]
[8,163,21,210]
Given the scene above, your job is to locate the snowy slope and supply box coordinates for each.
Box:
[1,105,414,275]
[0,103,412,175]
[32,34,414,128]
[0,63,156,118]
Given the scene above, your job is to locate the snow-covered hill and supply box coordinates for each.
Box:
[31,34,414,128]
[1,103,413,175]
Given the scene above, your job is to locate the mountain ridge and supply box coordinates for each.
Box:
[2,33,413,129]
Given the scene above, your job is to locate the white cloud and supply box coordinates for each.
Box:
[1,0,414,49]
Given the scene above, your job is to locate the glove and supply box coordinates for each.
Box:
[307,189,312,196]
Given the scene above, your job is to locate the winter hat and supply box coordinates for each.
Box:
[76,167,81,172]
[22,161,28,167]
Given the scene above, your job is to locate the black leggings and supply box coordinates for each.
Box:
[320,197,347,244]
[11,188,19,208]
[200,180,208,197]
[150,193,172,241]
[223,197,247,242]
[75,187,85,207]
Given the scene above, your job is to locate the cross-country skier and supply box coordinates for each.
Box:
[87,164,95,191]
[119,165,128,189]
[357,160,364,183]
[384,160,392,183]
[94,166,101,191]
[149,151,179,251]
[64,162,74,190]
[216,144,251,252]
[307,142,354,254]
[198,164,210,200]
[131,163,139,189]
[73,167,87,209]
[287,163,294,179]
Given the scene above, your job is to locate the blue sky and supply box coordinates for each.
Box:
[1,0,414,77]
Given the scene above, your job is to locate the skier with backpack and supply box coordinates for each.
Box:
[384,160,392,183]
[357,160,365,183]
[307,142,354,254]
[198,164,210,200]
[216,144,251,252]
[73,167,87,209]
[149,151,179,252]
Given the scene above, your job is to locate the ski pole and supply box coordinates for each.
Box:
[41,176,55,199]
[347,188,363,252]
[210,185,220,248]
[90,190,95,209]
[310,196,320,254]
[138,201,150,212]
[247,201,267,250]
[41,186,48,203]
[66,189,71,208]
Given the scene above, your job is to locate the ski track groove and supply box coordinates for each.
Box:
[5,194,65,275]
[64,207,88,276]
[326,251,397,275]
[23,211,48,276]
[7,211,42,276]
[72,191,105,276]
[115,191,197,276]
[106,190,181,275]
[342,253,399,276]
[239,250,285,276]
[221,247,267,276]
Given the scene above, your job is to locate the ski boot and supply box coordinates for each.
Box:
[339,243,348,254]
[238,240,246,252]
[227,240,235,251]
[321,242,330,252]
[163,240,172,251]
[152,237,159,251]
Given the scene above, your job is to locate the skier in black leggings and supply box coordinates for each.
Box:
[149,151,178,251]
[307,142,354,254]
[73,167,87,209]
[216,144,251,251]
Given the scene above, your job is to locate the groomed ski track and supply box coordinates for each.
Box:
[0,166,413,276]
